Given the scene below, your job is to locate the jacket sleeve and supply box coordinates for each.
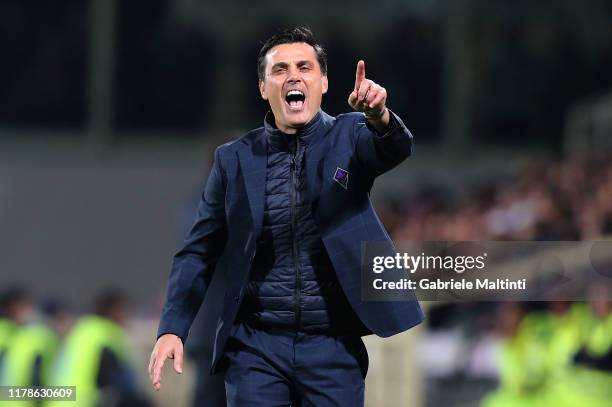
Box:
[354,109,414,178]
[157,147,228,343]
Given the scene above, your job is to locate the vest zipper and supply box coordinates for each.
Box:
[290,142,301,329]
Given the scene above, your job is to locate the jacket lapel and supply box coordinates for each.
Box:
[305,112,336,214]
[237,131,267,235]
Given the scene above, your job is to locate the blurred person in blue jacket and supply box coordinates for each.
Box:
[149,26,423,406]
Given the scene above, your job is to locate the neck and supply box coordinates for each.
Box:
[265,109,323,138]
[273,111,320,135]
[276,122,298,134]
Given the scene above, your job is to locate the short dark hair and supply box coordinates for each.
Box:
[94,288,128,317]
[0,286,30,318]
[257,26,327,81]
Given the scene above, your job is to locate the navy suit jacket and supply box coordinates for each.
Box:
[158,110,424,373]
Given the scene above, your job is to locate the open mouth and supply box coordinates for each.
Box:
[285,90,306,111]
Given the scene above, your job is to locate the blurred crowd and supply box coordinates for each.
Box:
[384,155,612,241]
[420,297,612,407]
[483,297,612,407]
[389,155,612,406]
[0,287,150,407]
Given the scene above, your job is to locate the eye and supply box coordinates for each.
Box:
[300,66,311,72]
[272,67,286,74]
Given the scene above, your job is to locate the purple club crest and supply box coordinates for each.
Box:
[333,167,349,189]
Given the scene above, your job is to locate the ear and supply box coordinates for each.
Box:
[259,80,268,100]
[321,75,329,95]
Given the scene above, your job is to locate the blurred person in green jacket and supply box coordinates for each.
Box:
[482,302,553,407]
[0,287,37,382]
[0,299,73,405]
[49,289,149,407]
[545,288,612,407]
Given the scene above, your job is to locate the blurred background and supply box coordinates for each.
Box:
[1,0,612,406]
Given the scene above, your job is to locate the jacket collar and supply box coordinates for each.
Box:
[237,109,334,235]
[264,110,323,151]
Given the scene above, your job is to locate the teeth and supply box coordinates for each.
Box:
[286,90,304,97]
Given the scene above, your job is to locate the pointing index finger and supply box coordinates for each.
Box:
[354,60,365,91]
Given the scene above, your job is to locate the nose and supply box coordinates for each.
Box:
[287,66,301,84]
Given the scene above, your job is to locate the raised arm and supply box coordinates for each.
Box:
[348,60,414,177]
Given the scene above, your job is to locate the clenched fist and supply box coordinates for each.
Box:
[348,60,390,131]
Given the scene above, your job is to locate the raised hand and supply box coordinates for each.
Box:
[347,60,388,122]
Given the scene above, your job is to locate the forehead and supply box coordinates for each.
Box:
[265,42,318,67]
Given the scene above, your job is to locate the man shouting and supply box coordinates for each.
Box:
[149,26,423,406]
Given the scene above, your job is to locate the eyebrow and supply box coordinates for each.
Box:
[270,60,314,71]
